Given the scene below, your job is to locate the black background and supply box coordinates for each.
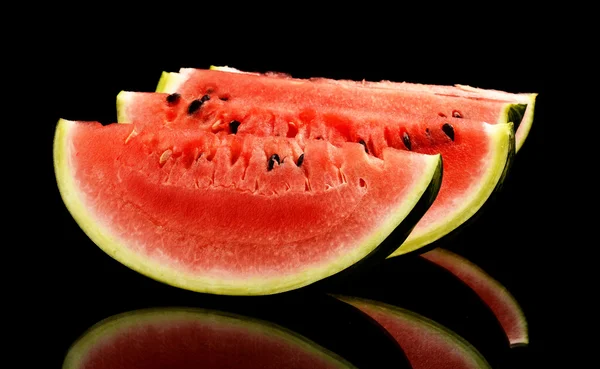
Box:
[30,16,561,368]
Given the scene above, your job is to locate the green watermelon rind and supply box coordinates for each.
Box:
[62,307,357,369]
[156,71,187,93]
[390,122,514,257]
[54,119,442,295]
[335,296,492,369]
[512,93,536,153]
[407,110,516,255]
[116,72,185,123]
[455,84,537,153]
[116,91,131,124]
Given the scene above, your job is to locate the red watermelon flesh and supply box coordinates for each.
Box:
[118,90,514,256]
[54,118,442,295]
[156,67,525,127]
[338,297,492,369]
[421,248,528,347]
[205,66,536,152]
[62,308,355,369]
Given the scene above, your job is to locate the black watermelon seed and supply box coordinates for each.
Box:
[452,110,463,118]
[268,154,281,171]
[402,132,412,150]
[296,153,305,167]
[166,93,180,104]
[187,99,203,114]
[229,120,241,134]
[200,94,211,102]
[358,139,369,154]
[442,123,455,141]
[219,96,229,101]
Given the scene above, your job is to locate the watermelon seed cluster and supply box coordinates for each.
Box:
[161,89,460,162]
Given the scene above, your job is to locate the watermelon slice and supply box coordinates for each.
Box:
[421,248,528,347]
[205,65,536,152]
[62,308,356,368]
[54,118,442,295]
[160,66,535,152]
[337,296,492,369]
[117,69,515,255]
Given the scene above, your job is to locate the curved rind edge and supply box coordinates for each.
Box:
[389,123,514,257]
[333,295,493,369]
[54,119,442,295]
[62,307,356,369]
[494,121,516,193]
[514,94,537,152]
[421,248,529,347]
[316,155,443,288]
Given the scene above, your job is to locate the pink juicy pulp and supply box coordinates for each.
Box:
[174,69,510,124]
[78,316,342,369]
[124,93,492,231]
[352,302,485,369]
[68,122,432,278]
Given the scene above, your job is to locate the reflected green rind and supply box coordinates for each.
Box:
[62,307,356,369]
[334,295,492,369]
[421,248,529,347]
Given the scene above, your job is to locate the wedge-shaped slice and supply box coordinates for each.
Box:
[62,308,356,369]
[117,89,513,255]
[158,66,534,151]
[204,65,536,152]
[338,296,492,369]
[54,119,441,295]
[422,248,528,347]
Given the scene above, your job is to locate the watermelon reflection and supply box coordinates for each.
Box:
[62,308,356,369]
[338,296,492,369]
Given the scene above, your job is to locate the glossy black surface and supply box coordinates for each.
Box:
[34,30,554,368]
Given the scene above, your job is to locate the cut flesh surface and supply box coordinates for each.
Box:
[338,296,492,369]
[204,66,537,152]
[157,68,526,131]
[54,118,441,295]
[118,81,514,255]
[62,308,356,369]
[422,248,528,347]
